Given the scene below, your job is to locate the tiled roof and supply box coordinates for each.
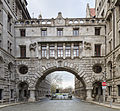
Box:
[90,8,95,17]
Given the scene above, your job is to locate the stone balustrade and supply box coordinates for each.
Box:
[15,18,105,26]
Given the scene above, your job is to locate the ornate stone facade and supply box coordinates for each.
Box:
[0,0,120,103]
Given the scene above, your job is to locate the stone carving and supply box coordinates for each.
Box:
[29,42,36,51]
[84,42,92,50]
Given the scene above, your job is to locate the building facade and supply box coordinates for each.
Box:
[0,0,120,103]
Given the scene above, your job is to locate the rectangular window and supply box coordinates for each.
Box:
[73,28,79,36]
[20,29,26,37]
[57,44,63,57]
[118,85,120,96]
[20,45,26,57]
[109,40,112,52]
[41,44,47,58]
[41,29,47,36]
[11,89,14,98]
[95,44,101,56]
[49,44,55,57]
[95,27,101,35]
[57,28,63,36]
[73,43,79,57]
[8,14,12,32]
[65,44,71,57]
[0,89,3,100]
[108,86,112,96]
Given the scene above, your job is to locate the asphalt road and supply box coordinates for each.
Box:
[0,98,119,111]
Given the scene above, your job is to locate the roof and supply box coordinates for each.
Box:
[90,8,96,17]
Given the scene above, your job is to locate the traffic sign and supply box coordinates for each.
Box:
[102,86,107,89]
[102,82,107,86]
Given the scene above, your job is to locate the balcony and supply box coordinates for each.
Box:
[15,18,105,27]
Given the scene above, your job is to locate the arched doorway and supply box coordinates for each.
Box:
[92,81,103,102]
[18,82,29,101]
[34,67,86,101]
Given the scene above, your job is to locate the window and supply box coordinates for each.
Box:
[8,14,12,32]
[41,44,47,58]
[118,85,120,96]
[11,89,14,98]
[95,27,101,35]
[20,45,26,57]
[73,43,79,57]
[57,28,63,36]
[65,44,71,57]
[19,65,28,74]
[73,28,79,36]
[108,86,112,96]
[57,44,63,57]
[108,16,112,31]
[20,29,26,37]
[41,29,47,36]
[0,89,3,100]
[93,64,102,73]
[95,44,101,56]
[109,40,112,52]
[7,41,12,54]
[49,44,55,57]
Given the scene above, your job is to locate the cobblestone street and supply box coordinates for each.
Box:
[0,98,119,111]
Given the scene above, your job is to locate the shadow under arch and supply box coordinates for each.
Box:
[35,67,87,100]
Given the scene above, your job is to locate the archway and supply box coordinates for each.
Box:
[18,82,29,101]
[35,67,86,101]
[92,81,103,102]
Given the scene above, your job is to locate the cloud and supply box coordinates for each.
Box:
[27,0,95,18]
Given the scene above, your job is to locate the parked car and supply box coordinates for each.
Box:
[68,94,72,99]
[52,94,57,98]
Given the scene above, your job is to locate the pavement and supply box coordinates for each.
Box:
[0,97,120,110]
[89,101,120,110]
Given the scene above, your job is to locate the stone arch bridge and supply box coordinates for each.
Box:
[15,57,105,101]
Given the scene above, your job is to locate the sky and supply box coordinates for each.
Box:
[50,71,75,89]
[27,0,95,19]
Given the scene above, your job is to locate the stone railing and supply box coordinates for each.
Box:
[15,18,105,26]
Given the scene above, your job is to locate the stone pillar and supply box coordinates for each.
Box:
[28,90,36,102]
[86,88,93,101]
[55,43,57,59]
[47,44,49,59]
[63,43,66,59]
[79,43,81,58]
[71,43,74,59]
[38,44,41,59]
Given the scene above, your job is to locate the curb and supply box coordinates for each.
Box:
[87,101,120,110]
[0,102,26,109]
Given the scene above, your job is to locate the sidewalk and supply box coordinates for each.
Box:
[89,101,120,110]
[0,102,25,109]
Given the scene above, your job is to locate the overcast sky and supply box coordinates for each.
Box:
[27,0,95,19]
[50,71,75,89]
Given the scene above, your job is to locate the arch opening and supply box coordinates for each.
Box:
[35,67,87,101]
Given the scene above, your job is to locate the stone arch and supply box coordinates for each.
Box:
[17,81,29,101]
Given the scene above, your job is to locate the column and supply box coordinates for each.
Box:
[55,43,57,59]
[71,43,74,59]
[47,44,49,59]
[38,44,41,59]
[79,43,81,58]
[86,88,93,101]
[63,43,66,59]
[28,90,36,102]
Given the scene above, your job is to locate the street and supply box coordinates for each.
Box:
[0,97,119,111]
